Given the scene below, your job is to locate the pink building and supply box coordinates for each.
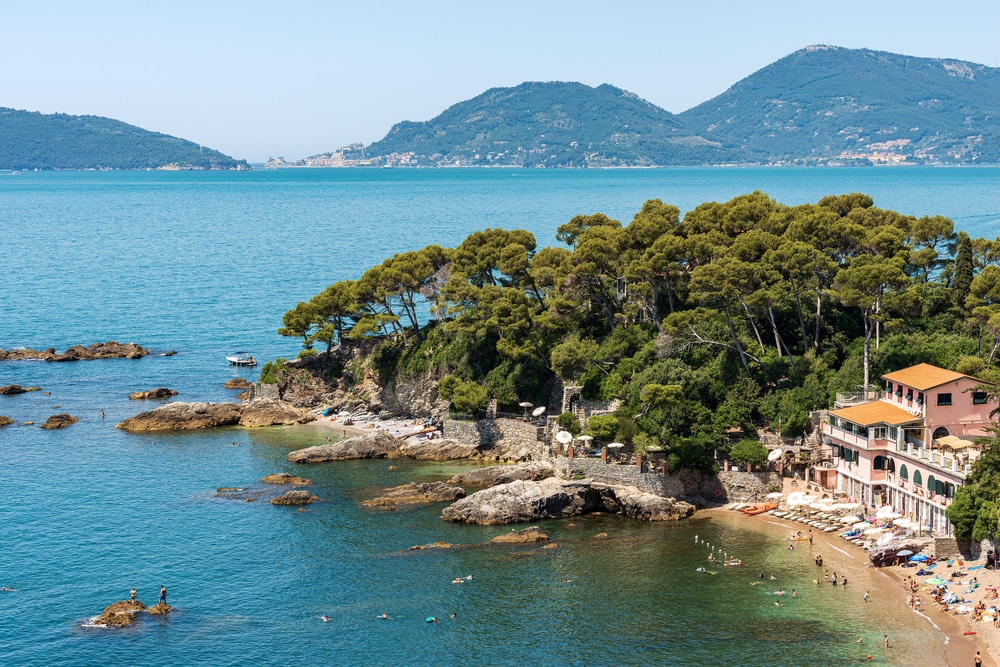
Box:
[821,363,994,537]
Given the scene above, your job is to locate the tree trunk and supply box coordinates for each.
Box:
[725,308,752,375]
[862,311,873,392]
[814,286,823,351]
[793,284,809,351]
[738,295,767,356]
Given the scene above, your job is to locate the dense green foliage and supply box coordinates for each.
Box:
[729,439,769,466]
[282,190,1000,472]
[946,434,1000,543]
[680,46,1000,164]
[366,82,739,167]
[0,107,247,170]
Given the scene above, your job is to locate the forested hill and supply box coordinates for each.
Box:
[364,81,742,167]
[0,108,247,170]
[679,45,1000,164]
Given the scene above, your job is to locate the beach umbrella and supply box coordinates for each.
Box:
[910,554,930,562]
[555,431,573,445]
[896,549,914,557]
[853,521,871,530]
[876,506,902,519]
[864,527,887,535]
[766,492,784,499]
[531,406,546,417]
[925,577,948,586]
[839,516,857,524]
[607,443,625,449]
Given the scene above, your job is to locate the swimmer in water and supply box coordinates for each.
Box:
[465,575,473,581]
[770,574,777,580]
[379,612,388,620]
[321,615,330,622]
[427,617,438,623]
[450,613,457,619]
[452,578,462,584]
[1,587,17,592]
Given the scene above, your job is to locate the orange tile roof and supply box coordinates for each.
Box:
[830,401,921,427]
[881,363,980,391]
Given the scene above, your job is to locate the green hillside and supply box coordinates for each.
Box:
[0,108,247,170]
[680,45,1000,164]
[365,81,741,167]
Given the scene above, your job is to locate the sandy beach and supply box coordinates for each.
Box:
[708,507,997,666]
[304,409,436,441]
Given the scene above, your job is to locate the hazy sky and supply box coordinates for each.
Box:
[3,0,999,162]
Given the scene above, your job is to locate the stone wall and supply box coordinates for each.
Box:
[555,456,718,503]
[247,382,280,401]
[444,418,541,459]
[717,470,783,501]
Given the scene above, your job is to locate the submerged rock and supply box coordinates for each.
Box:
[448,460,555,487]
[0,384,41,394]
[0,416,12,427]
[489,526,550,544]
[363,481,466,506]
[271,490,320,505]
[261,473,312,485]
[129,388,178,400]
[39,413,78,429]
[408,542,453,550]
[287,430,401,463]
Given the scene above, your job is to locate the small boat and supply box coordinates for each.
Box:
[226,352,257,367]
[741,503,779,516]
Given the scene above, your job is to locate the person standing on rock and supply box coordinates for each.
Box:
[159,586,167,605]
[130,588,136,603]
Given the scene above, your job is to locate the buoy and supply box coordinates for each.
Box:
[963,631,976,635]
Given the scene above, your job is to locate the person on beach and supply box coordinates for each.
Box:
[976,650,983,666]
[808,530,813,545]
[825,570,830,582]
[864,591,869,603]
[841,576,847,588]
[883,634,889,649]
[159,586,167,604]
[130,587,136,603]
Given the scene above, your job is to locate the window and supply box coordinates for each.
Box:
[973,391,988,405]
[886,382,894,393]
[873,455,887,470]
[937,393,952,406]
[899,464,908,480]
[917,392,924,405]
[895,387,903,397]
[873,427,887,440]
[946,483,955,498]
[913,470,923,485]
[906,390,914,401]
[933,426,950,440]
[888,426,898,441]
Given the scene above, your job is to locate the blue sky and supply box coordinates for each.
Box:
[2,0,998,162]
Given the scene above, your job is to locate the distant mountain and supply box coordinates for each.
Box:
[680,45,1000,164]
[364,82,740,167]
[0,108,247,170]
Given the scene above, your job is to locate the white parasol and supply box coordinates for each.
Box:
[532,406,546,417]
[556,431,573,445]
[766,492,784,499]
[768,448,783,462]
[607,442,625,449]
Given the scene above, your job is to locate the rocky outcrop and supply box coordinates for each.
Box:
[408,542,453,550]
[261,473,312,485]
[117,402,243,431]
[288,430,401,463]
[0,416,13,427]
[0,341,152,362]
[271,490,320,505]
[448,460,555,487]
[239,399,317,428]
[129,388,178,400]
[224,378,252,389]
[93,600,146,628]
[442,478,695,525]
[398,439,480,460]
[442,478,604,525]
[489,526,550,544]
[116,399,314,432]
[147,601,172,615]
[363,481,466,506]
[40,413,78,429]
[0,384,41,394]
[598,484,696,521]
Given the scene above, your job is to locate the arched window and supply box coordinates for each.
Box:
[933,426,950,440]
[928,474,936,491]
[913,470,923,485]
[899,464,909,480]
[873,455,885,470]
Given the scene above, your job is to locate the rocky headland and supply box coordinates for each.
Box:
[116,399,315,432]
[0,341,158,362]
[441,477,695,525]
[129,388,178,400]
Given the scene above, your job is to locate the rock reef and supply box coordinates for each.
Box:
[288,430,401,463]
[223,378,252,389]
[40,414,78,429]
[0,416,12,427]
[129,388,178,400]
[447,460,555,487]
[0,341,152,362]
[363,481,466,506]
[261,473,312,485]
[93,600,146,628]
[271,490,320,506]
[489,526,550,544]
[0,384,41,395]
[116,399,315,432]
[441,478,695,525]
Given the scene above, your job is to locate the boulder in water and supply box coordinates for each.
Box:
[287,430,401,463]
[363,481,466,506]
[0,416,12,427]
[261,473,312,485]
[224,377,252,389]
[39,413,78,429]
[93,599,146,628]
[129,388,178,400]
[448,460,555,487]
[271,490,320,506]
[489,526,550,544]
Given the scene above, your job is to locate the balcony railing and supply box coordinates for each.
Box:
[834,390,884,408]
[823,423,870,449]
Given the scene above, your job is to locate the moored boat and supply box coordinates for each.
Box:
[226,352,257,366]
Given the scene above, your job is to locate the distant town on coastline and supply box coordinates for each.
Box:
[6,45,1000,170]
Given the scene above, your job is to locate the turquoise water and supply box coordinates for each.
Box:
[2,167,997,665]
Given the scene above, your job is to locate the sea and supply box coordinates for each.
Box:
[3,166,1000,666]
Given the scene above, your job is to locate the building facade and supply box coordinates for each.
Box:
[821,363,993,537]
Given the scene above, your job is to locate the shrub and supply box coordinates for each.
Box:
[557,412,581,436]
[729,439,768,466]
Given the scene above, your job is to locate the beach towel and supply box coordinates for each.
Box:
[969,565,984,570]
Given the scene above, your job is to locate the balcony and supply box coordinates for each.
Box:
[823,423,870,449]
[893,442,968,480]
[834,390,884,409]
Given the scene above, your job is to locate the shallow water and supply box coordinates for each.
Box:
[3,167,998,665]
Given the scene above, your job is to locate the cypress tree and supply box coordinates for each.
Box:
[953,231,974,310]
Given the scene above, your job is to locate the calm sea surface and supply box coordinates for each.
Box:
[2,167,999,666]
